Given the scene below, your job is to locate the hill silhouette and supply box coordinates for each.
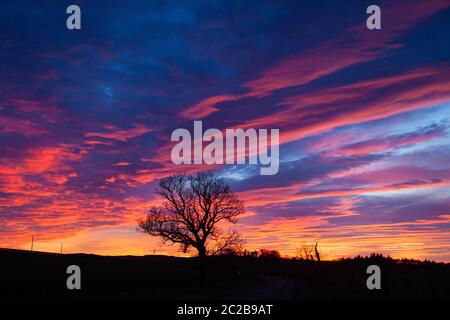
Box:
[1,248,449,300]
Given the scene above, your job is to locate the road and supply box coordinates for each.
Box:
[229,275,297,300]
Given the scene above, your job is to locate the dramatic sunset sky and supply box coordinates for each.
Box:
[1,0,450,261]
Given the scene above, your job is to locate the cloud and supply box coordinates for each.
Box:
[180,0,450,120]
[84,124,152,142]
[240,179,450,207]
[323,126,444,157]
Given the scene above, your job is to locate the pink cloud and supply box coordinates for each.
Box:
[84,124,152,142]
[180,0,449,120]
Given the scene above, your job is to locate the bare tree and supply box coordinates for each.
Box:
[138,171,245,259]
[295,242,321,261]
[314,242,321,263]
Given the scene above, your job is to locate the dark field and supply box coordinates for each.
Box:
[1,249,449,300]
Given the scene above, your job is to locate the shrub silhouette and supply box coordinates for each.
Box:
[258,249,281,259]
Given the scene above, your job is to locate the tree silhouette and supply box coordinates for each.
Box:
[258,249,281,259]
[138,171,245,259]
[295,242,321,262]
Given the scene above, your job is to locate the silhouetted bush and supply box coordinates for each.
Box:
[258,249,281,259]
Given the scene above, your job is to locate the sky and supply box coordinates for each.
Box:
[1,0,450,261]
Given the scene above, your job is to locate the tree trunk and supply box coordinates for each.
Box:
[197,246,207,284]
